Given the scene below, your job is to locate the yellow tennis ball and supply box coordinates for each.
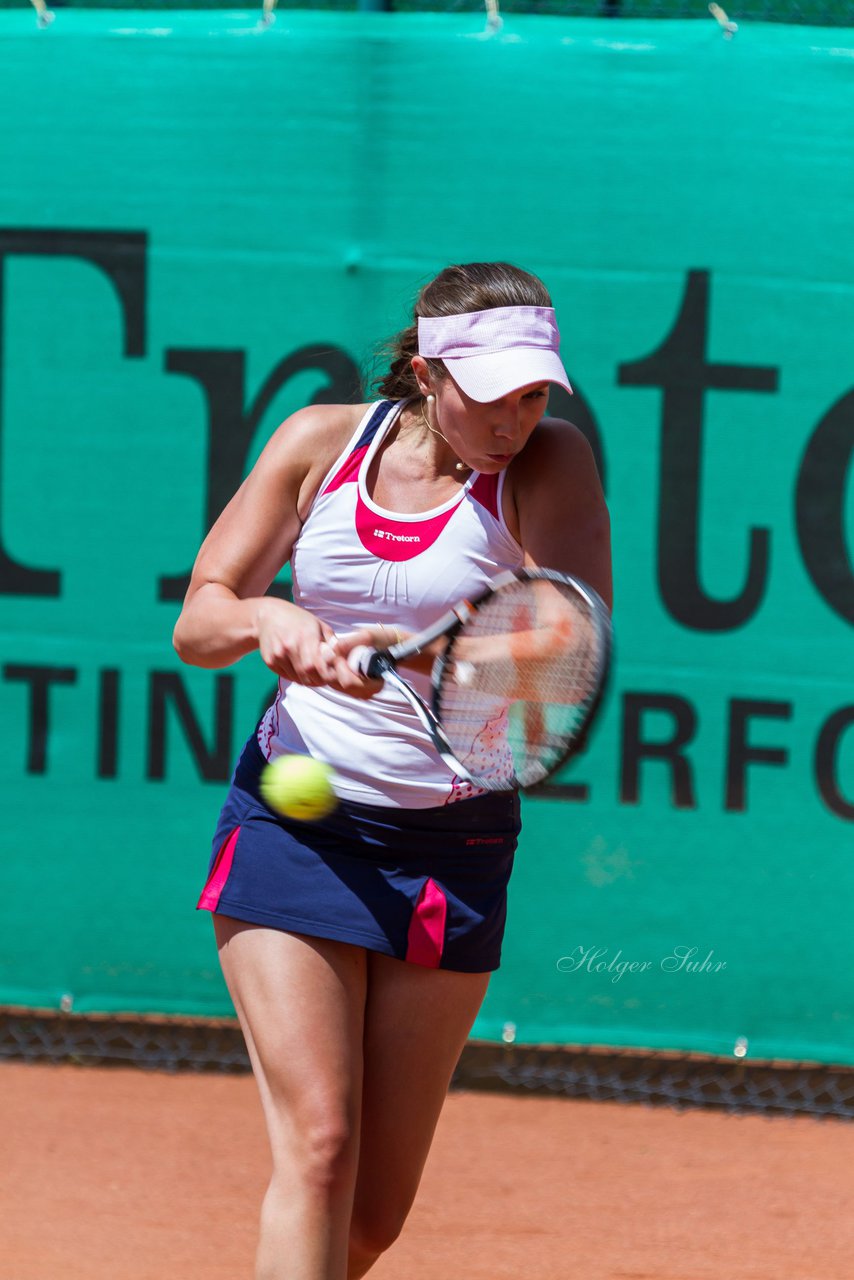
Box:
[260,754,337,822]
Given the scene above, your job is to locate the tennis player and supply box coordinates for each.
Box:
[173,261,612,1280]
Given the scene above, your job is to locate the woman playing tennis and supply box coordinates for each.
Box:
[173,261,612,1280]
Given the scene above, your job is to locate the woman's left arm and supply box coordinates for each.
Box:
[509,418,613,611]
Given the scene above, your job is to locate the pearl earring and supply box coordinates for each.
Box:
[419,392,470,474]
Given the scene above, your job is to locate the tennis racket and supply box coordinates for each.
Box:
[347,568,611,791]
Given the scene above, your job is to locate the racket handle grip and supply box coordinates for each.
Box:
[347,646,393,679]
[347,645,377,677]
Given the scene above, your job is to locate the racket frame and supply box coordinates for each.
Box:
[432,569,612,789]
[356,568,612,792]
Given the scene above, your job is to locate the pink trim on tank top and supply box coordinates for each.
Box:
[322,444,370,495]
[405,877,447,968]
[355,492,459,562]
[469,471,500,520]
[320,401,509,562]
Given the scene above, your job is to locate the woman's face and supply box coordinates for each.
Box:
[414,358,551,473]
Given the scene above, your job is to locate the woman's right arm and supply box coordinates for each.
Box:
[172,404,355,682]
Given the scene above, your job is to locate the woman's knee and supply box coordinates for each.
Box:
[275,1099,359,1195]
[348,1199,409,1260]
[303,1119,358,1194]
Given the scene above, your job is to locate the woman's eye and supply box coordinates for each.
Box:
[524,389,548,400]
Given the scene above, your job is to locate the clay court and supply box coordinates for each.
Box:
[5,1061,852,1280]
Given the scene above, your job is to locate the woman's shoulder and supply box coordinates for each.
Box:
[504,415,612,603]
[527,414,591,451]
[509,416,599,490]
[258,401,382,520]
[267,401,374,451]
[257,401,377,475]
[500,418,595,542]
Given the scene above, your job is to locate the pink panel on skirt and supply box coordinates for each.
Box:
[197,826,241,912]
[405,877,448,968]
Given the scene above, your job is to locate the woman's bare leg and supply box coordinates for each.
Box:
[214,915,368,1280]
[346,953,491,1278]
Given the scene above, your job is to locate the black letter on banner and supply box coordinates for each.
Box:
[3,663,77,773]
[725,699,792,812]
[528,776,591,803]
[0,229,147,597]
[815,707,854,821]
[159,344,362,602]
[795,389,854,624]
[147,671,234,781]
[528,758,591,803]
[97,668,120,779]
[618,271,777,631]
[621,692,697,808]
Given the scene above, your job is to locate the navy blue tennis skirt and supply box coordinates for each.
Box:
[198,733,522,973]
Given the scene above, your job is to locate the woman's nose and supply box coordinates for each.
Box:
[493,407,521,438]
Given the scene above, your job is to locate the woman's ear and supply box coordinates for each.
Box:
[410,354,432,397]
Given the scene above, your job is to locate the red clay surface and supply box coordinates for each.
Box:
[4,1061,853,1280]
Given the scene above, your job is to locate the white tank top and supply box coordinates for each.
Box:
[257,398,525,807]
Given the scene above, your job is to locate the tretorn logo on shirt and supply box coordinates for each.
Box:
[373,528,421,543]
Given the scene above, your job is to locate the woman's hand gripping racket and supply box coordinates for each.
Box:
[346,568,611,791]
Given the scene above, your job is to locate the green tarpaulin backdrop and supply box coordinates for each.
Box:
[1,11,852,1064]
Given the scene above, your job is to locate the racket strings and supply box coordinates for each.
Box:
[437,579,604,788]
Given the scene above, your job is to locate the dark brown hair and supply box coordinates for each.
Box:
[372,262,552,401]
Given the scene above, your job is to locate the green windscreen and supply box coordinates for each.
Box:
[1,12,852,1065]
